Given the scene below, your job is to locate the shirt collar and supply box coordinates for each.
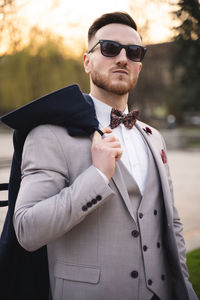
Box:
[90,94,129,128]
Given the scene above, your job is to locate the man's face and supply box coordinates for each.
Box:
[84,23,143,96]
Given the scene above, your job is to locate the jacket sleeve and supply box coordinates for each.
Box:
[13,125,115,252]
[160,136,189,277]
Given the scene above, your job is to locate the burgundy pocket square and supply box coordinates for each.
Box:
[161,149,167,164]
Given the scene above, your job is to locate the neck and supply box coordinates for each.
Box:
[90,86,128,112]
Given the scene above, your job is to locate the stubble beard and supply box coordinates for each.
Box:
[91,71,138,96]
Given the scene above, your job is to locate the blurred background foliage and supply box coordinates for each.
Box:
[171,0,200,122]
[129,0,200,127]
[0,26,89,112]
[0,0,199,128]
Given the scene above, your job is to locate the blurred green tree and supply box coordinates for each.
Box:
[0,28,89,113]
[171,0,200,121]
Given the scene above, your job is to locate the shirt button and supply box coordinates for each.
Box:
[143,245,148,252]
[131,230,139,238]
[130,271,139,278]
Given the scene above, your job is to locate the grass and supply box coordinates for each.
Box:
[187,248,200,299]
[188,139,200,147]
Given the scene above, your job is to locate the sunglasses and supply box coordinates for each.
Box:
[88,40,147,62]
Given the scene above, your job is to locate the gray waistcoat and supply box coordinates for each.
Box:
[117,143,172,300]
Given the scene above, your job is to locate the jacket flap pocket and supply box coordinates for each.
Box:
[54,262,100,284]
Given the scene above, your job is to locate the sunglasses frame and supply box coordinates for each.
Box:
[88,39,147,62]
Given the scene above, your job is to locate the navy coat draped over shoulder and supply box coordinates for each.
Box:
[0,85,99,300]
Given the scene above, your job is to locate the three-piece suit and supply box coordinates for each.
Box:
[1,85,198,299]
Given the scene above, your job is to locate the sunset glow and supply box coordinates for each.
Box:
[2,0,178,55]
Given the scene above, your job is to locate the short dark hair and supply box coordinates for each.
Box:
[88,11,137,42]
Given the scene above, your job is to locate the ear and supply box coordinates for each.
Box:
[138,63,142,72]
[83,53,91,74]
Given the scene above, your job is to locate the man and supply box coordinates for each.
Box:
[13,12,197,300]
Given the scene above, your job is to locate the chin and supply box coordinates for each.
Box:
[108,82,132,95]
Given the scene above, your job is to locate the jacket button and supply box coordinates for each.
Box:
[154,210,157,215]
[161,274,165,280]
[130,271,138,278]
[96,195,102,201]
[139,213,143,219]
[131,230,139,238]
[87,201,92,208]
[82,205,88,212]
[143,245,148,252]
[91,198,97,205]
[148,279,153,286]
[157,242,161,248]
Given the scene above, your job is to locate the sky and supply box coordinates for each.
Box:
[5,0,178,55]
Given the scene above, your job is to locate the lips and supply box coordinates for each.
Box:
[113,69,128,75]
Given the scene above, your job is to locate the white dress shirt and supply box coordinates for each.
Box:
[91,95,149,195]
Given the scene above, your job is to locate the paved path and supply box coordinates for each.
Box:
[0,131,200,252]
[167,150,200,252]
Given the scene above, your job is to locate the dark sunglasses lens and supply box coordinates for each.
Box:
[127,46,143,62]
[101,41,120,57]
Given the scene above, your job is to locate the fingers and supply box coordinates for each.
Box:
[92,127,122,161]
[101,127,112,134]
[112,148,123,161]
[91,128,122,179]
[93,127,112,143]
[105,141,121,148]
[103,134,118,143]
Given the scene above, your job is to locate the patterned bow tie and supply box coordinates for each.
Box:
[110,108,139,129]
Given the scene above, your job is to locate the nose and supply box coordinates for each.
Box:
[115,48,128,65]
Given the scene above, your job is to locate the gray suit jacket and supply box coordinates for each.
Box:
[13,121,198,300]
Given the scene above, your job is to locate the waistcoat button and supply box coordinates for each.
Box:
[161,274,165,280]
[148,279,153,285]
[143,245,148,251]
[131,271,139,278]
[154,210,157,215]
[131,230,139,238]
[157,242,160,248]
[139,213,144,219]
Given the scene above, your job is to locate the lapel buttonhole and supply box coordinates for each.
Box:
[161,149,167,164]
[143,126,152,135]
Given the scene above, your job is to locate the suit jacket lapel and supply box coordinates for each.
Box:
[89,133,136,221]
[135,121,173,218]
[110,161,136,221]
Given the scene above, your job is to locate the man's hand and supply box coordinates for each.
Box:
[91,128,122,181]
